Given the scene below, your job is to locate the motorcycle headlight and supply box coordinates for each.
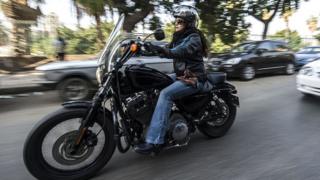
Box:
[224,57,242,64]
[299,66,313,76]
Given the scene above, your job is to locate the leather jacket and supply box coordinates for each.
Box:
[165,33,206,82]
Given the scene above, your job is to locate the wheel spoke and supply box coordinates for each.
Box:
[41,118,106,170]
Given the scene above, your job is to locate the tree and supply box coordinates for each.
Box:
[315,33,320,43]
[281,9,294,40]
[57,22,113,54]
[73,0,107,46]
[104,0,174,32]
[307,16,318,33]
[270,30,302,51]
[196,0,249,47]
[247,0,301,39]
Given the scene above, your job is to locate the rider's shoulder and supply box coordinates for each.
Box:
[183,33,201,44]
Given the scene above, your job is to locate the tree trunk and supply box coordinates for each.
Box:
[123,5,154,32]
[262,22,269,40]
[94,13,104,46]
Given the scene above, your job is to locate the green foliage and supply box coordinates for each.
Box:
[247,0,300,19]
[74,0,106,16]
[31,35,55,56]
[31,22,114,55]
[57,22,113,54]
[211,30,249,53]
[247,0,302,39]
[163,20,249,54]
[148,15,161,31]
[196,0,249,45]
[314,33,320,43]
[269,30,302,51]
[163,23,175,42]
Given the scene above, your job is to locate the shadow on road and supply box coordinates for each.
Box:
[0,91,61,113]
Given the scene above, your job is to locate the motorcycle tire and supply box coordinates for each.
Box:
[198,95,237,138]
[23,107,115,180]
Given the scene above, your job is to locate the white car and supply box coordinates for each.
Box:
[297,60,320,96]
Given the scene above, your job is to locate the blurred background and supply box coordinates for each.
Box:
[0,0,320,96]
[1,1,320,180]
[0,0,320,106]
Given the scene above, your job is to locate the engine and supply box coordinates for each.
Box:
[125,92,156,125]
[126,93,190,146]
[167,113,190,145]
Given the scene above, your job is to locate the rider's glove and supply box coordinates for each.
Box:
[144,42,170,58]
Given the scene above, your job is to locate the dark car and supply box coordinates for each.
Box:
[295,46,320,69]
[206,40,296,80]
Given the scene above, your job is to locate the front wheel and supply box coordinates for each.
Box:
[240,65,255,81]
[197,95,237,138]
[23,108,115,180]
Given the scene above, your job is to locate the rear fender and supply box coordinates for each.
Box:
[212,82,240,107]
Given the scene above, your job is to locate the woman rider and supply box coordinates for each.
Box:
[134,5,208,154]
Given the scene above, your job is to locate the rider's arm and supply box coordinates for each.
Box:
[165,34,202,59]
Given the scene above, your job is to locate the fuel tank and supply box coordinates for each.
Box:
[125,65,173,92]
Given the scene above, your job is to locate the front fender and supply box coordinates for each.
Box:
[62,101,113,120]
[62,101,92,109]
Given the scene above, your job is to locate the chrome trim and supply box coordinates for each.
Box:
[258,66,285,70]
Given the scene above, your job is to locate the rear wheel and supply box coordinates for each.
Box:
[23,108,115,180]
[198,95,237,138]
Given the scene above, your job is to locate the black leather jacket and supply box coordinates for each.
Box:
[165,33,206,82]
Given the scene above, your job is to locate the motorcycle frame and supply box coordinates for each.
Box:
[68,38,240,152]
[69,41,137,150]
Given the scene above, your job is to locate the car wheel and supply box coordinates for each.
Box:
[240,65,255,81]
[284,63,295,75]
[57,77,92,101]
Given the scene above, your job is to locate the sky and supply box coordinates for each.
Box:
[1,0,320,38]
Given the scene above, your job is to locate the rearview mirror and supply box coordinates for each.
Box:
[154,29,165,41]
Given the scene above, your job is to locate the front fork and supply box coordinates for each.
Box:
[73,74,117,148]
[72,73,130,153]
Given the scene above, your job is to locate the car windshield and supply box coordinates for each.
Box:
[231,43,257,53]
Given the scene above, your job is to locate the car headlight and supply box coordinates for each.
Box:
[299,66,313,76]
[224,57,242,64]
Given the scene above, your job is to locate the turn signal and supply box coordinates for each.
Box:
[130,43,138,52]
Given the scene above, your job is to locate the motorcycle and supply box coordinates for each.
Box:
[23,14,239,180]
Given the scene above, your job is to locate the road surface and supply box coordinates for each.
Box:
[1,74,320,180]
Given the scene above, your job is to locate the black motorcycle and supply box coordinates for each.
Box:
[23,14,239,180]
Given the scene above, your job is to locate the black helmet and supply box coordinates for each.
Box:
[173,5,199,27]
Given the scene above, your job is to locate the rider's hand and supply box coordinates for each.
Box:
[144,42,168,57]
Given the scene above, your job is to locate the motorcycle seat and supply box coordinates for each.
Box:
[207,72,226,84]
[200,72,226,93]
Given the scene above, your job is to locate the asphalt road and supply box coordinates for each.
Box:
[1,74,320,180]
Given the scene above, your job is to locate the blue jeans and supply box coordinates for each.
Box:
[145,74,202,144]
